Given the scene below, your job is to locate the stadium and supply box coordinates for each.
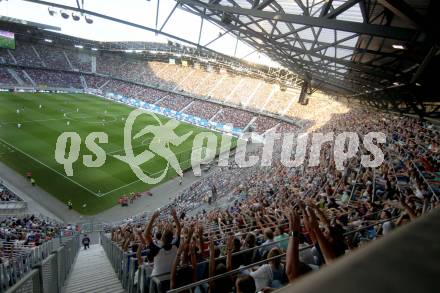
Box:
[0,0,438,292]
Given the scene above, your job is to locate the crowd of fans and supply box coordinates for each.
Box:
[183,101,223,120]
[0,67,16,85]
[0,40,353,134]
[212,108,255,129]
[0,49,15,65]
[0,213,74,291]
[251,116,279,133]
[188,71,219,97]
[0,65,284,133]
[136,87,168,104]
[264,89,296,116]
[157,95,193,112]
[0,40,438,293]
[6,41,44,68]
[107,105,439,293]
[84,75,108,89]
[287,93,350,131]
[32,44,70,71]
[227,77,262,106]
[14,69,33,85]
[0,186,65,255]
[25,69,82,89]
[247,84,275,110]
[1,41,302,118]
[0,215,62,246]
[0,182,76,273]
[96,54,169,88]
[0,65,340,134]
[209,75,243,102]
[178,68,211,95]
[0,184,21,202]
[276,122,299,134]
[1,38,439,293]
[65,51,92,72]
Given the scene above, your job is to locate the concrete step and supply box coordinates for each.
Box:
[64,244,125,293]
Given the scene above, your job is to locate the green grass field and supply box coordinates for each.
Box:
[0,92,233,215]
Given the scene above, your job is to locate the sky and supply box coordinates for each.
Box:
[0,0,281,67]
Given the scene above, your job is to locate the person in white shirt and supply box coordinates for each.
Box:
[380,210,395,235]
[250,248,286,291]
[135,208,182,292]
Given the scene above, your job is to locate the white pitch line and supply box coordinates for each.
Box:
[99,151,197,197]
[98,178,143,197]
[0,137,99,197]
[106,137,156,155]
[0,112,125,125]
[106,143,148,155]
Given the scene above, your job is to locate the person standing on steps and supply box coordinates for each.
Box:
[82,234,91,250]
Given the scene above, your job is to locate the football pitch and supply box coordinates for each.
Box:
[0,92,233,215]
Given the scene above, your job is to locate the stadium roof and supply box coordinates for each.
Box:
[1,0,281,67]
[176,0,439,117]
[3,0,439,117]
[177,1,434,89]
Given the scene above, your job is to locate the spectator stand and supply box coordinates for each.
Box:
[1,42,303,132]
[0,181,27,216]
[0,231,79,292]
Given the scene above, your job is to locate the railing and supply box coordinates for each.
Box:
[78,222,104,234]
[0,180,27,216]
[0,202,27,215]
[165,216,402,293]
[1,235,80,293]
[101,233,128,289]
[100,213,399,293]
[275,208,440,293]
[409,159,439,202]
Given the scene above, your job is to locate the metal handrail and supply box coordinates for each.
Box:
[409,159,439,201]
[166,250,294,293]
[100,210,402,293]
[387,148,439,203]
[1,235,80,292]
[167,216,404,293]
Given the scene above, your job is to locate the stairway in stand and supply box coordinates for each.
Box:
[64,244,125,293]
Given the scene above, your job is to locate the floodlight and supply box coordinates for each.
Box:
[48,7,57,16]
[85,16,93,24]
[72,13,80,21]
[392,44,405,50]
[60,10,69,19]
